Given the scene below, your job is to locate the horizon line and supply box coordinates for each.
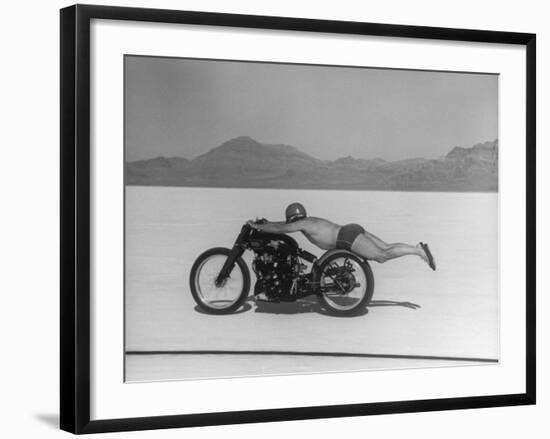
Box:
[125,135,499,163]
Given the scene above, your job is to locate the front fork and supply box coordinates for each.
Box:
[214,244,244,287]
[214,225,249,287]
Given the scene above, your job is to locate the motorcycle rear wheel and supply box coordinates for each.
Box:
[189,247,250,314]
[317,252,374,316]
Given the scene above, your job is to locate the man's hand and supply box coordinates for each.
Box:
[247,218,263,230]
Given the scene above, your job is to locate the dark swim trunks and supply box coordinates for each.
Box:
[336,223,365,250]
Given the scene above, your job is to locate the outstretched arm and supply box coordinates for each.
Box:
[248,219,305,234]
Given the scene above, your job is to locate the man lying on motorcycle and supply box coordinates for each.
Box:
[248,202,436,272]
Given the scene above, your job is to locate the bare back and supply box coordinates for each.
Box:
[296,217,341,250]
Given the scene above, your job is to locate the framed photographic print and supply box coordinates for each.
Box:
[60,4,536,434]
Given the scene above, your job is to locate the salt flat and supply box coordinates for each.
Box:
[125,187,499,381]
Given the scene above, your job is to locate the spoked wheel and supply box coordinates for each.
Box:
[317,251,374,316]
[189,247,250,314]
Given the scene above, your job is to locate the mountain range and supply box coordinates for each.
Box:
[125,136,498,192]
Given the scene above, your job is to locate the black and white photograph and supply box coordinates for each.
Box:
[1,0,544,436]
[124,55,499,382]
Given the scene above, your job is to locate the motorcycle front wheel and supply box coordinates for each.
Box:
[317,252,374,316]
[189,247,250,314]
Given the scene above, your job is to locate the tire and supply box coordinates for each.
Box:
[317,251,374,316]
[189,247,250,314]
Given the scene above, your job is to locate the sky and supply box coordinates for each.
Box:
[124,55,498,162]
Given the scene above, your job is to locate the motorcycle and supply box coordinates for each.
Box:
[189,219,375,316]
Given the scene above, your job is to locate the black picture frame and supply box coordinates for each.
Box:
[60,4,536,434]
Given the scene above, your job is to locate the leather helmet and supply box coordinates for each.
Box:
[285,202,307,223]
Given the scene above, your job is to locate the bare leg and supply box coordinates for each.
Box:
[362,230,389,249]
[382,242,425,261]
[351,233,429,265]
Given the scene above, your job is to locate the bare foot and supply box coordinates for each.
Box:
[419,242,436,271]
[417,243,428,263]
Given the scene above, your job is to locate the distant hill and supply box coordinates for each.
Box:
[125,136,498,192]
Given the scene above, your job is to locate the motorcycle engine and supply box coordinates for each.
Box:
[252,239,296,300]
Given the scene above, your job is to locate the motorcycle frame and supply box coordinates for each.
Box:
[215,223,369,298]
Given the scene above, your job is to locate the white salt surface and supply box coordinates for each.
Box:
[125,187,499,381]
